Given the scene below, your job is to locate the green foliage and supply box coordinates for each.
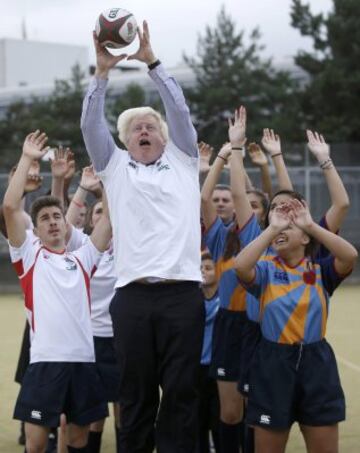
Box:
[184,6,302,149]
[291,0,360,140]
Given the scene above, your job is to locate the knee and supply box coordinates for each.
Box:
[67,428,89,448]
[220,406,244,424]
[25,441,47,453]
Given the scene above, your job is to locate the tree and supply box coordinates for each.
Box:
[291,0,360,140]
[184,6,302,149]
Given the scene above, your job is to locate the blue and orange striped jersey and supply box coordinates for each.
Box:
[205,215,262,318]
[201,291,220,365]
[242,255,348,344]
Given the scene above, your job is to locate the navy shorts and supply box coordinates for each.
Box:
[14,362,108,427]
[247,338,345,430]
[94,336,121,402]
[237,319,261,396]
[210,308,258,382]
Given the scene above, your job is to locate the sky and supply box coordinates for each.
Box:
[0,0,333,67]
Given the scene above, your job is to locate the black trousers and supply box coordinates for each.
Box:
[110,281,205,453]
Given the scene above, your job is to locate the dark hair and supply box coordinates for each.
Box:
[201,251,213,262]
[246,188,269,227]
[264,189,318,258]
[223,224,241,261]
[30,196,64,226]
[214,184,231,192]
[83,199,102,235]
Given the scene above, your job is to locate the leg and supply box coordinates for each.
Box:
[67,423,89,449]
[217,381,244,424]
[155,282,205,453]
[88,419,106,453]
[110,285,159,453]
[217,381,244,453]
[254,426,290,453]
[25,423,50,453]
[300,424,339,453]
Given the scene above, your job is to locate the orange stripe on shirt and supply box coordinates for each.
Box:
[228,285,247,311]
[278,285,311,344]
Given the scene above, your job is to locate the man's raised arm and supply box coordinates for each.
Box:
[128,21,198,157]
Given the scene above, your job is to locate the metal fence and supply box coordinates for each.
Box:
[0,163,359,289]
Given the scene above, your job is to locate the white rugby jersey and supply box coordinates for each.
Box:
[68,227,116,337]
[97,140,202,288]
[9,231,103,364]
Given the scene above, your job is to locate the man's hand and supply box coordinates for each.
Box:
[228,106,247,147]
[306,130,330,163]
[261,128,281,156]
[127,20,157,65]
[93,31,128,79]
[22,130,49,161]
[198,142,213,173]
[80,166,102,192]
[248,142,268,167]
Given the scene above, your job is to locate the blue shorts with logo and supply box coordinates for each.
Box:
[14,362,108,427]
[247,338,345,429]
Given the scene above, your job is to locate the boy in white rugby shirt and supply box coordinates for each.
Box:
[3,130,112,453]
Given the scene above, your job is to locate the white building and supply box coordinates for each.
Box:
[0,38,88,89]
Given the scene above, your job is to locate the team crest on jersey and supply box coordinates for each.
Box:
[64,257,77,271]
[274,270,289,283]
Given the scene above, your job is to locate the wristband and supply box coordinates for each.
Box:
[319,157,332,169]
[79,185,92,193]
[71,199,84,208]
[148,59,161,70]
[231,146,245,151]
[217,155,227,163]
[271,153,282,158]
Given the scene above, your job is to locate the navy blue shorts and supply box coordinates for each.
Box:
[209,308,259,383]
[247,338,345,430]
[94,336,121,402]
[14,362,108,427]
[237,319,261,396]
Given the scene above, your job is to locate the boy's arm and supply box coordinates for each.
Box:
[201,143,232,230]
[90,190,112,252]
[3,131,49,247]
[306,130,349,233]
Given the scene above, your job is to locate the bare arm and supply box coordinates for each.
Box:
[262,129,293,191]
[248,142,272,196]
[90,190,112,252]
[201,143,232,230]
[228,107,254,229]
[3,131,49,247]
[306,130,349,233]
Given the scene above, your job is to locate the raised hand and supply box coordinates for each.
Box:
[93,31,128,78]
[270,205,291,232]
[80,166,101,192]
[127,20,157,65]
[198,142,213,173]
[22,130,49,161]
[64,150,76,181]
[228,106,247,147]
[306,130,330,162]
[288,198,314,232]
[248,142,268,167]
[50,147,72,179]
[261,129,281,156]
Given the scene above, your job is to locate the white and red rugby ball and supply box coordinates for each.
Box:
[95,8,137,48]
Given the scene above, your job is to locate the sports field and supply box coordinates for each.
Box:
[1,288,359,452]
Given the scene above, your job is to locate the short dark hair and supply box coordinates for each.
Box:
[30,196,64,226]
[201,251,213,262]
[214,184,231,192]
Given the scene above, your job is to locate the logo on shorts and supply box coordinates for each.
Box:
[217,368,225,377]
[31,410,42,420]
[260,414,271,425]
[243,383,249,393]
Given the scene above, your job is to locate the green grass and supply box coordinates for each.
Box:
[1,287,360,452]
